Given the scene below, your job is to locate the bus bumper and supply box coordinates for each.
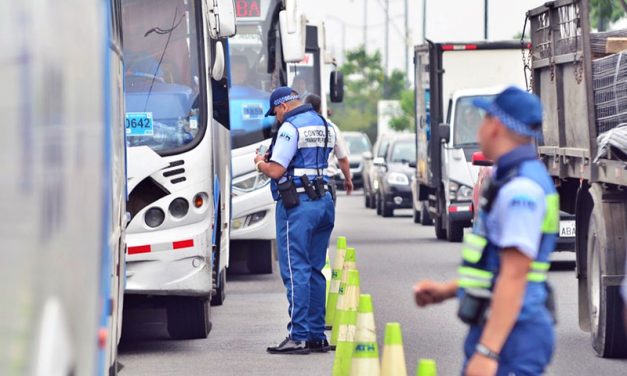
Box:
[125,219,212,297]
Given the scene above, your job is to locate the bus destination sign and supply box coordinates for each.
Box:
[236,0,261,18]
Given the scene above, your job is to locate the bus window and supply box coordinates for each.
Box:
[122,0,204,155]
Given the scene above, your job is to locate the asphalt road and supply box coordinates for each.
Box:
[119,192,627,375]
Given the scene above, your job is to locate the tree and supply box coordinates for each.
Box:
[330,46,408,142]
[590,0,626,31]
[389,89,414,132]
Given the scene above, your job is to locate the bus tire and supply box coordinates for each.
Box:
[166,297,211,340]
[248,240,274,274]
[211,268,226,306]
[587,195,627,358]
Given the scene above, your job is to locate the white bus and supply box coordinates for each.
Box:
[121,0,236,339]
[0,0,126,375]
[229,3,342,273]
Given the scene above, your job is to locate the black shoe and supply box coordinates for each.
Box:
[267,337,310,355]
[306,339,331,353]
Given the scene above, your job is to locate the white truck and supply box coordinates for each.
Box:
[412,41,527,242]
[0,0,127,374]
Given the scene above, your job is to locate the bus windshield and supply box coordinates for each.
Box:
[122,0,203,154]
[229,22,277,149]
[287,52,321,100]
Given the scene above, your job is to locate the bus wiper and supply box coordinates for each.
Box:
[142,7,185,112]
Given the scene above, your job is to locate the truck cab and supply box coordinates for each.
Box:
[438,87,502,239]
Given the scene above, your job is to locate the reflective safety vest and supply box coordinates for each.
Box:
[270,105,336,200]
[458,159,559,294]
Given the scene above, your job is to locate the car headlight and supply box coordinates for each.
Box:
[387,172,409,185]
[232,171,271,194]
[449,181,473,201]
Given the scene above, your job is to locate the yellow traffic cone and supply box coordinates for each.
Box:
[326,237,348,328]
[331,247,357,346]
[381,323,407,376]
[332,269,361,376]
[351,294,380,376]
[416,359,437,376]
[323,251,332,306]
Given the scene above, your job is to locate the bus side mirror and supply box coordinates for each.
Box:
[279,10,306,62]
[471,151,493,166]
[330,71,344,103]
[207,0,236,39]
[284,0,298,33]
[211,41,226,81]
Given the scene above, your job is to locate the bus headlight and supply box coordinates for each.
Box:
[387,172,409,186]
[145,207,165,228]
[232,171,271,194]
[169,198,189,218]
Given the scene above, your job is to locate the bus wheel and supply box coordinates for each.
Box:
[248,240,274,274]
[211,268,226,306]
[166,297,211,339]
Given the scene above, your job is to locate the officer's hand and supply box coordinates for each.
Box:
[344,179,354,195]
[413,280,455,307]
[464,354,497,376]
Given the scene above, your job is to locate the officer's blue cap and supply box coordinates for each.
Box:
[265,86,300,117]
[472,86,543,139]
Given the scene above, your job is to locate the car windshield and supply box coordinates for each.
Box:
[453,95,495,148]
[229,22,278,149]
[122,0,203,154]
[345,135,371,155]
[390,141,416,164]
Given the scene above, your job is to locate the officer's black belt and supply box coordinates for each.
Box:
[296,185,329,194]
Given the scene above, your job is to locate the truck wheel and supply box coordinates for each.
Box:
[434,215,447,240]
[412,206,421,223]
[248,240,274,274]
[420,201,433,226]
[587,206,627,358]
[447,217,464,242]
[382,199,394,217]
[166,297,211,340]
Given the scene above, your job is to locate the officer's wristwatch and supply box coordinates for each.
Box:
[475,343,499,361]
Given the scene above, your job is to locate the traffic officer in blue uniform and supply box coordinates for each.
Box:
[254,87,336,354]
[413,86,558,375]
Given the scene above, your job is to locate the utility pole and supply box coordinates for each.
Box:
[422,0,427,42]
[484,0,488,40]
[404,0,409,85]
[363,0,368,50]
[384,0,389,76]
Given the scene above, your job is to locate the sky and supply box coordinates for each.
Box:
[301,0,548,78]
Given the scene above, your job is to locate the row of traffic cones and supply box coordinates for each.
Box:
[324,237,438,376]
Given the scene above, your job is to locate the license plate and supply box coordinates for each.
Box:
[242,104,264,120]
[126,112,153,136]
[559,220,576,238]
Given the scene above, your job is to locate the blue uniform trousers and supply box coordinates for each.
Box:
[275,192,335,341]
[462,309,555,375]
